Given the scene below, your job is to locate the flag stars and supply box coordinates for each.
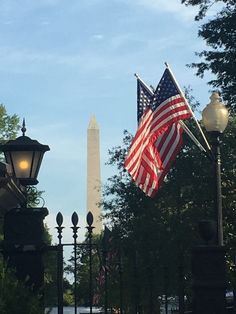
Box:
[137,81,153,122]
[152,69,179,110]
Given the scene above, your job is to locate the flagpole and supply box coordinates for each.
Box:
[164,62,212,152]
[134,73,155,94]
[179,121,206,152]
[178,121,213,160]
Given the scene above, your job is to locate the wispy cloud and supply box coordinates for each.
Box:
[0,0,60,23]
[0,47,83,73]
[90,34,104,41]
[0,46,120,74]
[40,20,51,26]
[0,24,200,79]
[119,0,198,21]
[1,20,14,25]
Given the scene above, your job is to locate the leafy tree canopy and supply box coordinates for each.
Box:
[181,0,234,20]
[102,113,236,309]
[0,104,20,143]
[181,0,236,110]
[0,258,44,314]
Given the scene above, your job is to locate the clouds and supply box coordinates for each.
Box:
[0,47,99,74]
[117,0,198,21]
[76,0,197,21]
[0,0,199,28]
[0,0,200,77]
[90,34,104,41]
[0,0,214,237]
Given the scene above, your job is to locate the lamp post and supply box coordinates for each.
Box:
[0,120,50,293]
[191,92,228,314]
[202,92,229,246]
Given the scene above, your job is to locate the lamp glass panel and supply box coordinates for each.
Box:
[4,150,45,182]
[202,93,229,133]
[4,152,13,175]
[9,151,34,179]
[202,108,229,132]
[30,151,43,179]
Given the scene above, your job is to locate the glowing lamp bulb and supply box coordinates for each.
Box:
[19,160,29,170]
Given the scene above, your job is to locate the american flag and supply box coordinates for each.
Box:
[137,77,154,122]
[124,69,192,197]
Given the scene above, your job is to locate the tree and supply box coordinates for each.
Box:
[0,105,20,143]
[65,233,102,307]
[102,114,236,312]
[0,104,55,309]
[181,0,236,110]
[0,258,46,314]
[0,105,20,235]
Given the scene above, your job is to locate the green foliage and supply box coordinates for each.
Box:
[0,105,44,213]
[65,234,102,306]
[102,114,236,311]
[0,105,20,143]
[42,226,60,308]
[181,0,226,20]
[0,105,20,233]
[181,0,236,110]
[0,258,44,314]
[62,278,74,306]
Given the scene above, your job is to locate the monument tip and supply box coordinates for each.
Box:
[88,115,99,130]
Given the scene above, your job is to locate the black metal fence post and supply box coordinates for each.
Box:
[118,248,124,314]
[133,250,140,314]
[102,229,109,314]
[86,212,94,314]
[233,255,236,314]
[148,251,154,314]
[178,261,185,314]
[104,250,108,314]
[164,266,168,314]
[56,212,64,314]
[71,212,79,314]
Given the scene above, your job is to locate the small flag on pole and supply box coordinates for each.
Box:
[124,68,192,197]
[136,76,154,122]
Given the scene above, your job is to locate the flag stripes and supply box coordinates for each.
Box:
[138,123,183,197]
[124,69,192,197]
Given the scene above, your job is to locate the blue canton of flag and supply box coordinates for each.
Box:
[137,78,154,123]
[152,69,179,111]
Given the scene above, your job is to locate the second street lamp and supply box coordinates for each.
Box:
[191,92,228,314]
[202,92,229,246]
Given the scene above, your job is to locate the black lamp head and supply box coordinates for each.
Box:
[0,120,50,186]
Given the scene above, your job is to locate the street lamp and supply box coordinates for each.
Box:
[202,92,229,246]
[0,120,50,296]
[0,120,50,186]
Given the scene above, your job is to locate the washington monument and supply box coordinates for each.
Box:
[87,116,102,234]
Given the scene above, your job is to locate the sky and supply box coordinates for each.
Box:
[0,0,219,243]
